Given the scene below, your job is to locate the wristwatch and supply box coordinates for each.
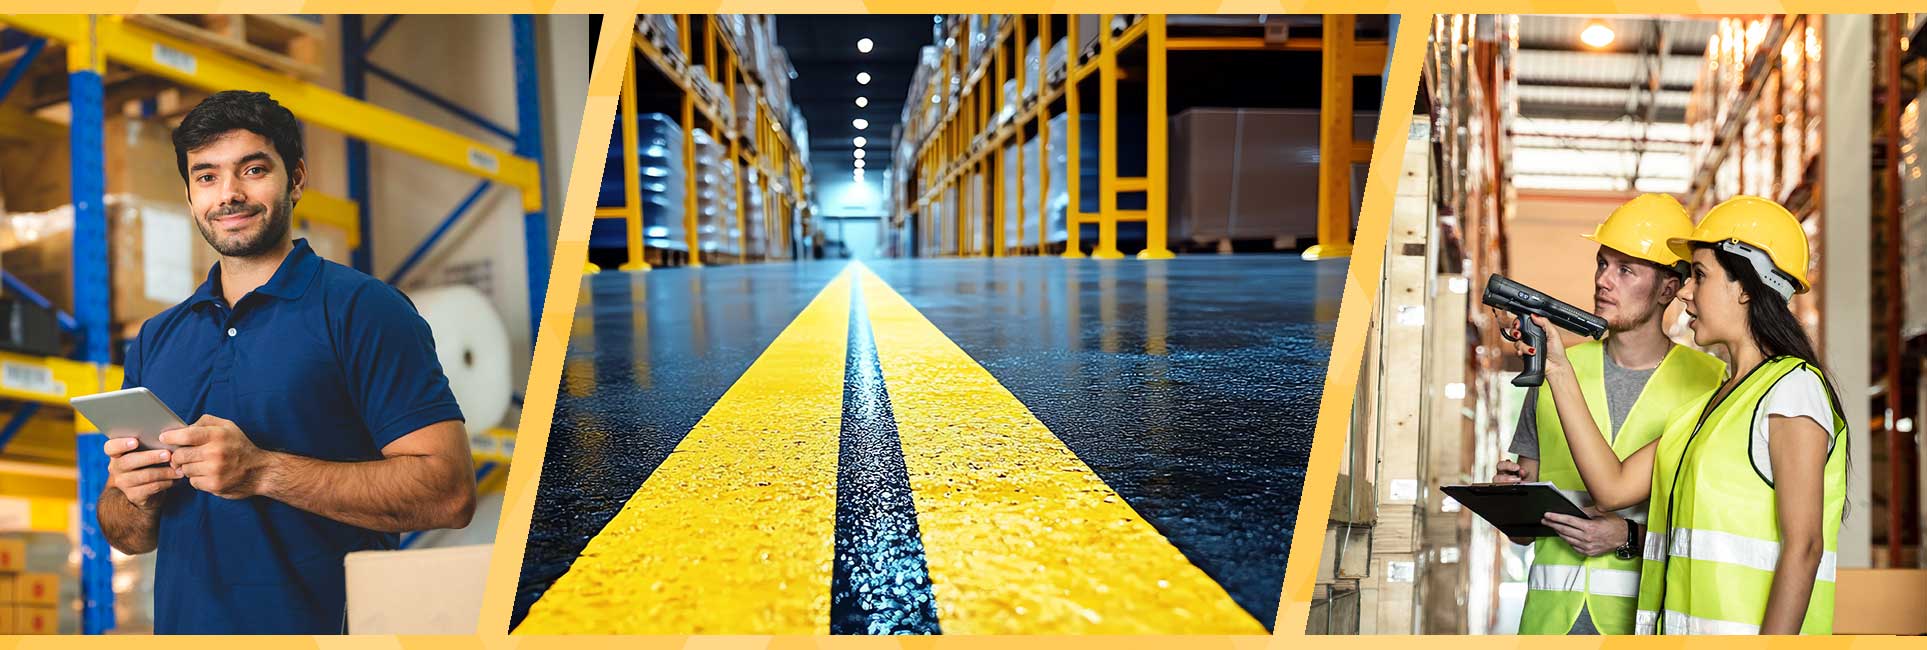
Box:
[1614,521,1642,560]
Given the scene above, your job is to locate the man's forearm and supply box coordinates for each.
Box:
[255,452,476,533]
[97,487,160,554]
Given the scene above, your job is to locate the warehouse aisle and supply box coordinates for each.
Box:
[512,257,1342,634]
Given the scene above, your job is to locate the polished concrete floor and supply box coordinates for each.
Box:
[511,256,1344,634]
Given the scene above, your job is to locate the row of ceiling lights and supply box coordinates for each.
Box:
[852,38,873,184]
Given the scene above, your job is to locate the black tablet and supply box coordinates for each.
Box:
[1440,482,1592,538]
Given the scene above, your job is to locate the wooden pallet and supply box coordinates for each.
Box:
[125,15,325,80]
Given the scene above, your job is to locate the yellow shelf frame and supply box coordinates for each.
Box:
[896,14,1388,260]
[600,15,813,270]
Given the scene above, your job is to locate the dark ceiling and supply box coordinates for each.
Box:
[776,15,935,185]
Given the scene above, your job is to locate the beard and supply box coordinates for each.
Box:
[197,191,294,258]
[1602,296,1662,333]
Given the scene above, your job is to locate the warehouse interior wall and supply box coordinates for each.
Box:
[537,15,588,247]
[305,15,590,421]
[1506,189,1686,345]
[1823,13,1875,570]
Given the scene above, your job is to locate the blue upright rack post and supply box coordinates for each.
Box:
[342,15,374,274]
[512,14,549,342]
[67,15,115,635]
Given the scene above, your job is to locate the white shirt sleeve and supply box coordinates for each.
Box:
[1750,367,1836,483]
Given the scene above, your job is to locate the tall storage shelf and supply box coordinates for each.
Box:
[0,14,549,633]
[596,14,814,270]
[887,14,1388,260]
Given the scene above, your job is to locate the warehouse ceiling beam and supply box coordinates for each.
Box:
[0,36,42,103]
[0,14,543,212]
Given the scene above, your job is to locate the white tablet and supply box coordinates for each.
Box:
[71,387,187,452]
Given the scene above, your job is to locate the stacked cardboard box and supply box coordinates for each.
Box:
[0,538,57,634]
[2,197,223,332]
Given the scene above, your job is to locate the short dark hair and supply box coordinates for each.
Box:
[171,90,303,184]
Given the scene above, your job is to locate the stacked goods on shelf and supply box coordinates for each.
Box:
[593,112,687,251]
[0,538,58,634]
[1685,17,1819,207]
[686,65,732,133]
[0,117,225,332]
[1904,95,1927,338]
[744,167,765,258]
[692,129,740,257]
[1167,109,1379,249]
[999,112,1071,249]
[734,79,759,151]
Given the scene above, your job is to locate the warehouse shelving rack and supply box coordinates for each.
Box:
[0,14,548,633]
[892,14,1387,260]
[595,14,814,271]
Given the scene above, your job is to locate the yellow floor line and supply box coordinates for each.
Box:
[857,265,1265,634]
[515,268,852,634]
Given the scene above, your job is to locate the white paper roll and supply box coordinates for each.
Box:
[410,285,513,434]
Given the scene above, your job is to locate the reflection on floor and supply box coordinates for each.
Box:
[511,256,1345,634]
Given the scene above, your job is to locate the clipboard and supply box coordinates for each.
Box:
[1440,482,1592,538]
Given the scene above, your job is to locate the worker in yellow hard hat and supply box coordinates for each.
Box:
[1518,195,1848,634]
[1492,193,1724,635]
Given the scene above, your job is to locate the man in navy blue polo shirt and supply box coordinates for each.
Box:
[94,91,477,634]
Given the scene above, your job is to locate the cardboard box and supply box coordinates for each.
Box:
[1836,569,1927,634]
[13,572,56,605]
[0,537,25,573]
[4,197,222,328]
[343,544,490,634]
[0,117,182,214]
[13,604,55,634]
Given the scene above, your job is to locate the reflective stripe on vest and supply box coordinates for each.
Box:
[1520,341,1724,635]
[1640,356,1848,635]
[1636,609,1762,635]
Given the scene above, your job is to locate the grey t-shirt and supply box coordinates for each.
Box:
[1508,342,1661,635]
[1508,345,1660,458]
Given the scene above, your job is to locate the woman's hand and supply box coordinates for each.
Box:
[1501,313,1572,377]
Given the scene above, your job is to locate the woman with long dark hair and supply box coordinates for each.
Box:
[1515,195,1848,635]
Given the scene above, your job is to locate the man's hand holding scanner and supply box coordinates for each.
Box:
[104,436,177,511]
[160,414,272,499]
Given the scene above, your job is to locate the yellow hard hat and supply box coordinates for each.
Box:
[1666,195,1811,298]
[1582,193,1695,266]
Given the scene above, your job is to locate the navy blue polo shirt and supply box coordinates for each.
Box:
[122,239,464,634]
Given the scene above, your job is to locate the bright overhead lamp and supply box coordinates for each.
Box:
[853,136,867,147]
[855,96,869,108]
[857,38,874,53]
[854,149,866,160]
[853,118,869,130]
[1580,19,1615,49]
[855,159,866,169]
[856,72,872,85]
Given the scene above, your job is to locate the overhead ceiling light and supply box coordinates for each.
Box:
[857,38,874,53]
[853,136,867,147]
[1579,19,1615,49]
[854,149,866,160]
[855,96,869,108]
[931,94,941,104]
[856,72,872,85]
[853,118,869,130]
[853,169,866,181]
[855,159,866,169]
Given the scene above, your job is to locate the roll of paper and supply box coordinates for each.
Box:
[410,285,513,434]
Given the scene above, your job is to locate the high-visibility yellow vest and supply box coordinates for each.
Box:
[1519,341,1724,635]
[1636,356,1848,635]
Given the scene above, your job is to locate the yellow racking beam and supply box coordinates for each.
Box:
[1062,26,1085,260]
[1138,15,1173,260]
[1093,14,1121,260]
[618,44,650,272]
[1302,14,1385,261]
[3,15,542,211]
[1037,15,1050,254]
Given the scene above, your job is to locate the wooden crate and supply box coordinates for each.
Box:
[126,15,325,80]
